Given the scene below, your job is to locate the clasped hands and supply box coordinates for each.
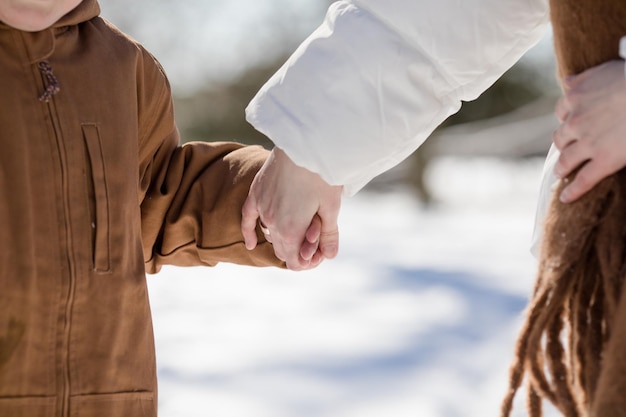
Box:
[241,147,343,270]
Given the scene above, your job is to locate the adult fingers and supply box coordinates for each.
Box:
[272,223,314,271]
[560,150,625,203]
[305,214,322,244]
[560,159,603,203]
[552,119,580,151]
[241,193,260,250]
[555,95,570,123]
[554,140,588,180]
[309,250,325,269]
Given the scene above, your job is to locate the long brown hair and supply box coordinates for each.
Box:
[501,2,626,415]
[501,169,626,416]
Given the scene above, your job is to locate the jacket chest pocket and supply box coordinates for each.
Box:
[82,124,111,273]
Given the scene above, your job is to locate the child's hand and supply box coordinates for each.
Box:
[552,60,626,203]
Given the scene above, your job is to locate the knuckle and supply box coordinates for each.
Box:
[320,229,339,239]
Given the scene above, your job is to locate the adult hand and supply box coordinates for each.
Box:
[552,60,626,203]
[241,147,343,270]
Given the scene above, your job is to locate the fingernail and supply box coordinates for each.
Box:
[559,190,571,203]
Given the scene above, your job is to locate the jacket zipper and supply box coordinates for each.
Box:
[43,85,76,417]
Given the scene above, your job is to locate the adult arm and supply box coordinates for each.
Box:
[243,0,550,268]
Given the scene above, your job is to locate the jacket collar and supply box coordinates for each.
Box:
[0,0,100,31]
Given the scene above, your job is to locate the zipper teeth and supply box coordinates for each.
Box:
[47,98,76,417]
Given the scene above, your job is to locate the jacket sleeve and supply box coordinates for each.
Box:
[246,0,550,195]
[136,49,284,273]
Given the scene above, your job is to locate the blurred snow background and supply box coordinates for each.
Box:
[98,1,561,416]
[100,0,331,94]
[149,157,549,417]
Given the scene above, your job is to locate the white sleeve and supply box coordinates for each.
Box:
[246,0,550,195]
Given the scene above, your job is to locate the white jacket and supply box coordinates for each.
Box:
[246,0,551,196]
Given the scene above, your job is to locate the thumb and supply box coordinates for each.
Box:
[318,213,339,259]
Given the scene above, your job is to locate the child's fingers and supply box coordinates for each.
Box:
[299,242,318,264]
[305,214,322,244]
[299,212,339,265]
[300,215,322,261]
[309,250,325,269]
[241,194,260,250]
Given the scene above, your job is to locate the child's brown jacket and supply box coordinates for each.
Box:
[0,1,282,416]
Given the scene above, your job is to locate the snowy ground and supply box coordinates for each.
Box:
[148,156,556,417]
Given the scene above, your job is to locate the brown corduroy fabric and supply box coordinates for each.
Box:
[501,1,626,416]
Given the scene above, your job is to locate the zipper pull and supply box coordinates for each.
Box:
[38,61,61,102]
